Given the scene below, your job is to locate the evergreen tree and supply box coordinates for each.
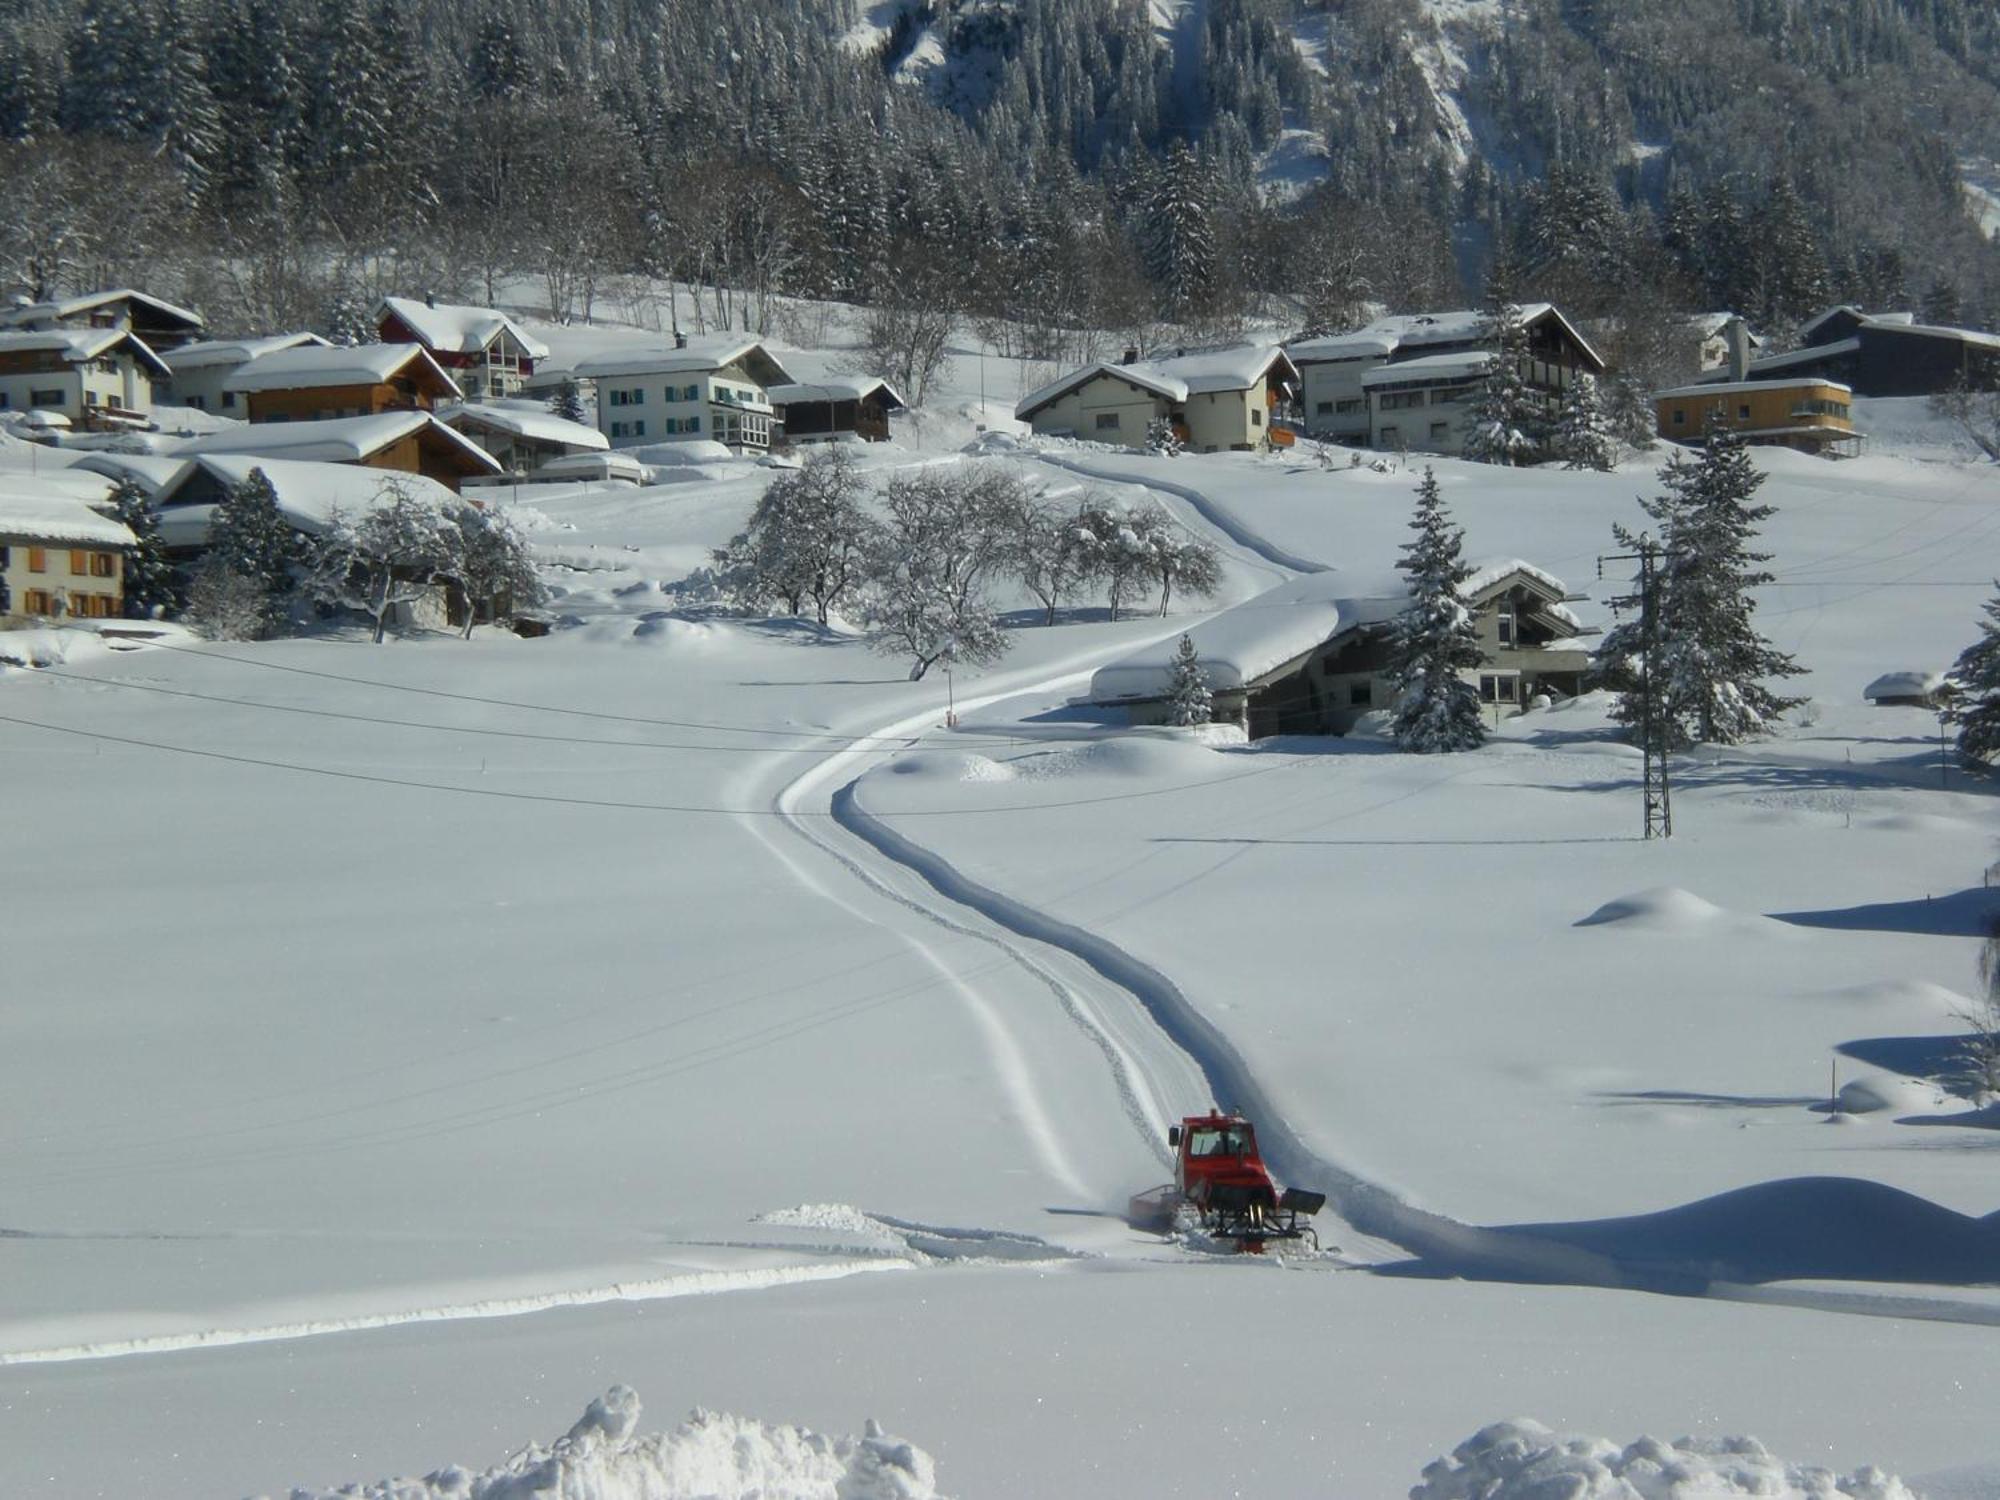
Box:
[1141,140,1216,322]
[1391,468,1486,753]
[547,377,587,424]
[1166,634,1213,727]
[1950,588,2000,766]
[1608,431,1805,748]
[1463,268,1539,467]
[207,466,304,620]
[108,477,175,617]
[1552,373,1616,471]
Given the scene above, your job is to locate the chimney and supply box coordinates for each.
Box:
[1121,345,1139,365]
[674,330,688,350]
[425,291,436,309]
[1724,316,1751,381]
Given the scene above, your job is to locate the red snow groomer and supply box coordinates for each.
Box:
[1132,1110,1327,1253]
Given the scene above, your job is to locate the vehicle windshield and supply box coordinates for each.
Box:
[1188,1125,1253,1157]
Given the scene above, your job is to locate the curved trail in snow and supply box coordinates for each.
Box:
[765,450,2000,1325]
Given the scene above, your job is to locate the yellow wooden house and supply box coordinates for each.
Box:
[1653,377,1861,456]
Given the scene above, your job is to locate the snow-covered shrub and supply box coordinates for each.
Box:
[1166,633,1212,726]
[1412,1419,1919,1500]
[1145,417,1183,456]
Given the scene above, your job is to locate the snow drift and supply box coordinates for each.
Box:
[1412,1419,1918,1499]
[268,1387,945,1500]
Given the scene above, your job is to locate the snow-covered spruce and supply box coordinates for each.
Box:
[1951,586,2000,766]
[106,475,176,618]
[1603,430,1804,748]
[1462,272,1540,468]
[1166,633,1213,726]
[200,463,306,629]
[1411,1419,1918,1500]
[270,1386,946,1500]
[1552,371,1617,472]
[1391,468,1486,753]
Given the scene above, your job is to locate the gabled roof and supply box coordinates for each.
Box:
[0,328,173,377]
[1688,313,1764,346]
[0,288,204,333]
[440,401,608,451]
[0,487,137,547]
[766,377,908,409]
[572,336,796,387]
[223,342,461,397]
[153,455,459,548]
[378,296,551,361]
[1797,305,1865,342]
[1016,344,1297,421]
[169,410,502,473]
[1288,303,1604,373]
[69,451,196,495]
[165,332,331,372]
[1090,557,1584,703]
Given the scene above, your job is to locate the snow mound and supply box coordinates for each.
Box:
[1836,1074,1946,1115]
[269,1387,945,1500]
[757,1202,902,1238]
[1576,887,1731,931]
[1412,1419,1918,1500]
[884,751,1018,784]
[1010,731,1220,782]
[630,614,726,647]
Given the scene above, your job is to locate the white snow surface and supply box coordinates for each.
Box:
[1412,1420,1919,1500]
[380,295,552,361]
[441,401,609,450]
[273,1387,944,1500]
[223,341,455,393]
[0,487,135,546]
[7,307,2000,1500]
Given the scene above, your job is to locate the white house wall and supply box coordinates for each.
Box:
[1182,388,1265,452]
[1024,376,1166,448]
[1297,357,1384,441]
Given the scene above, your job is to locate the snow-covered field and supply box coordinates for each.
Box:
[4,323,2000,1498]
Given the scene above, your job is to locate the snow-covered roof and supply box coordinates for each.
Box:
[1016,345,1296,420]
[439,402,608,451]
[0,488,136,547]
[1090,570,1408,702]
[0,328,173,377]
[0,288,203,331]
[572,337,795,385]
[378,296,551,361]
[1461,558,1568,604]
[1655,376,1855,399]
[1688,313,1764,346]
[1361,350,1493,385]
[1863,670,1945,701]
[153,455,456,547]
[223,342,460,396]
[1289,304,1602,368]
[169,411,502,473]
[165,332,330,371]
[1720,339,1863,376]
[69,451,195,495]
[766,378,908,409]
[532,450,650,483]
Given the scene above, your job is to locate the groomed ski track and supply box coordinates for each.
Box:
[758,448,2000,1325]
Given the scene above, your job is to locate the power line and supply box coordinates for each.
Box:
[0,708,1303,818]
[127,639,1031,748]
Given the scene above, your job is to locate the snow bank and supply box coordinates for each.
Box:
[1412,1419,1918,1499]
[269,1387,945,1500]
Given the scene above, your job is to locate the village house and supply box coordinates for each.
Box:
[1710,304,2000,397]
[1652,376,1860,456]
[1862,671,1949,709]
[767,378,906,444]
[376,297,550,401]
[0,289,207,349]
[1287,305,1605,451]
[159,332,331,414]
[574,335,795,452]
[225,343,461,424]
[0,329,171,429]
[440,402,609,474]
[0,488,134,623]
[172,410,502,492]
[1688,313,1765,371]
[1089,560,1594,739]
[1014,344,1299,453]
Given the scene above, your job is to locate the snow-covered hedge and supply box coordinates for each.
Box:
[1411,1419,1917,1500]
[267,1386,945,1500]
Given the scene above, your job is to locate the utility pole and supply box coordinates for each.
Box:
[1600,535,1672,839]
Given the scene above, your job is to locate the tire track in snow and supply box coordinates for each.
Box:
[0,1260,914,1368]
